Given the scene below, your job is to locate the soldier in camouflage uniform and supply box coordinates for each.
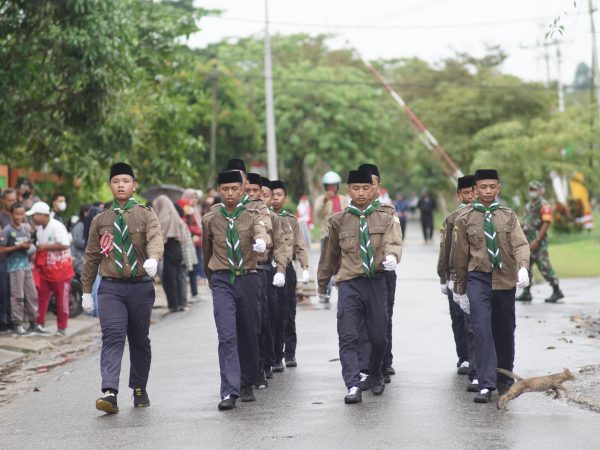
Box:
[516,181,564,303]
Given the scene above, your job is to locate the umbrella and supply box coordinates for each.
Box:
[141,184,185,203]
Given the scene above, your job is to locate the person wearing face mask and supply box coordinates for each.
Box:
[15,178,40,211]
[50,193,67,225]
[516,181,564,304]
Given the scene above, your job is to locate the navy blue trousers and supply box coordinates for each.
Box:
[283,264,298,359]
[338,276,388,388]
[257,268,275,374]
[467,271,516,390]
[357,271,396,373]
[211,272,261,399]
[446,290,468,364]
[98,279,155,392]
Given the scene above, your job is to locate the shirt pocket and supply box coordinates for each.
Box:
[236,222,253,255]
[466,225,484,248]
[496,224,512,253]
[369,226,387,249]
[339,230,357,251]
[129,227,146,249]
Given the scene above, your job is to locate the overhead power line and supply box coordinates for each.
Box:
[207,15,554,31]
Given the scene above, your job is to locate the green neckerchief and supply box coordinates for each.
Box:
[112,198,138,277]
[241,194,251,206]
[459,202,468,208]
[471,199,502,270]
[220,202,246,283]
[345,199,380,278]
[269,207,289,217]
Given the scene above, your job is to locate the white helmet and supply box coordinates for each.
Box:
[322,171,342,186]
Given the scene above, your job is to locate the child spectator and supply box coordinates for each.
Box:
[0,203,43,335]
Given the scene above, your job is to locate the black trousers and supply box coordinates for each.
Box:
[421,213,434,241]
[211,272,261,399]
[265,268,278,368]
[338,276,388,388]
[467,271,516,390]
[446,290,468,364]
[283,264,298,359]
[162,238,186,310]
[98,279,155,392]
[257,268,274,375]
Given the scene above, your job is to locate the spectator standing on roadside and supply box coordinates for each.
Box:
[28,201,74,336]
[417,189,436,243]
[181,189,205,290]
[0,203,43,335]
[153,195,189,312]
[296,194,313,249]
[0,188,17,332]
[15,177,39,210]
[394,193,409,239]
[50,193,67,225]
[71,204,91,276]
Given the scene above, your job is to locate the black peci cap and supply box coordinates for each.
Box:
[457,175,475,190]
[347,169,373,184]
[260,177,272,190]
[474,169,499,182]
[247,173,262,186]
[110,162,135,180]
[225,158,247,173]
[217,170,244,185]
[358,163,380,180]
[271,180,287,194]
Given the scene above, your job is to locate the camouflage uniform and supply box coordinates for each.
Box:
[522,187,558,288]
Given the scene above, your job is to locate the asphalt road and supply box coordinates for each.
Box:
[1,222,599,449]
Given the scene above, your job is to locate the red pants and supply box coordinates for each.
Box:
[37,278,71,330]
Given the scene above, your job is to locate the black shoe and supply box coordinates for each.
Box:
[467,380,480,392]
[371,377,385,396]
[497,380,514,396]
[383,372,391,384]
[264,367,273,379]
[474,389,492,403]
[96,391,119,414]
[359,373,372,391]
[256,372,268,390]
[545,288,564,303]
[515,288,532,302]
[457,361,470,375]
[133,388,150,407]
[344,387,362,404]
[385,367,395,376]
[285,357,297,368]
[272,361,285,373]
[240,385,256,402]
[218,396,236,411]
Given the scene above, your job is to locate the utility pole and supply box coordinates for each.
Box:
[556,41,565,112]
[589,0,600,123]
[264,0,278,180]
[209,59,219,187]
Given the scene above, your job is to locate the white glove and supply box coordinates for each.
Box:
[143,258,158,277]
[382,254,397,271]
[302,269,310,284]
[448,280,455,292]
[516,267,530,289]
[253,238,266,253]
[82,293,94,313]
[441,282,448,295]
[454,293,470,314]
[273,272,286,287]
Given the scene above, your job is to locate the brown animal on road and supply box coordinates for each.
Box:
[496,368,576,411]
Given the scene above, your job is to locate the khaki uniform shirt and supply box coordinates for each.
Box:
[452,205,530,295]
[82,204,164,293]
[201,207,268,280]
[278,213,309,269]
[317,208,403,295]
[437,207,464,284]
[210,199,272,248]
[258,211,288,274]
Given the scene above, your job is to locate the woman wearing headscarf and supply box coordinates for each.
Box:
[152,195,188,312]
[177,198,201,298]
[181,189,206,285]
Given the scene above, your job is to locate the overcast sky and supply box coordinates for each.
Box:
[189,0,594,85]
